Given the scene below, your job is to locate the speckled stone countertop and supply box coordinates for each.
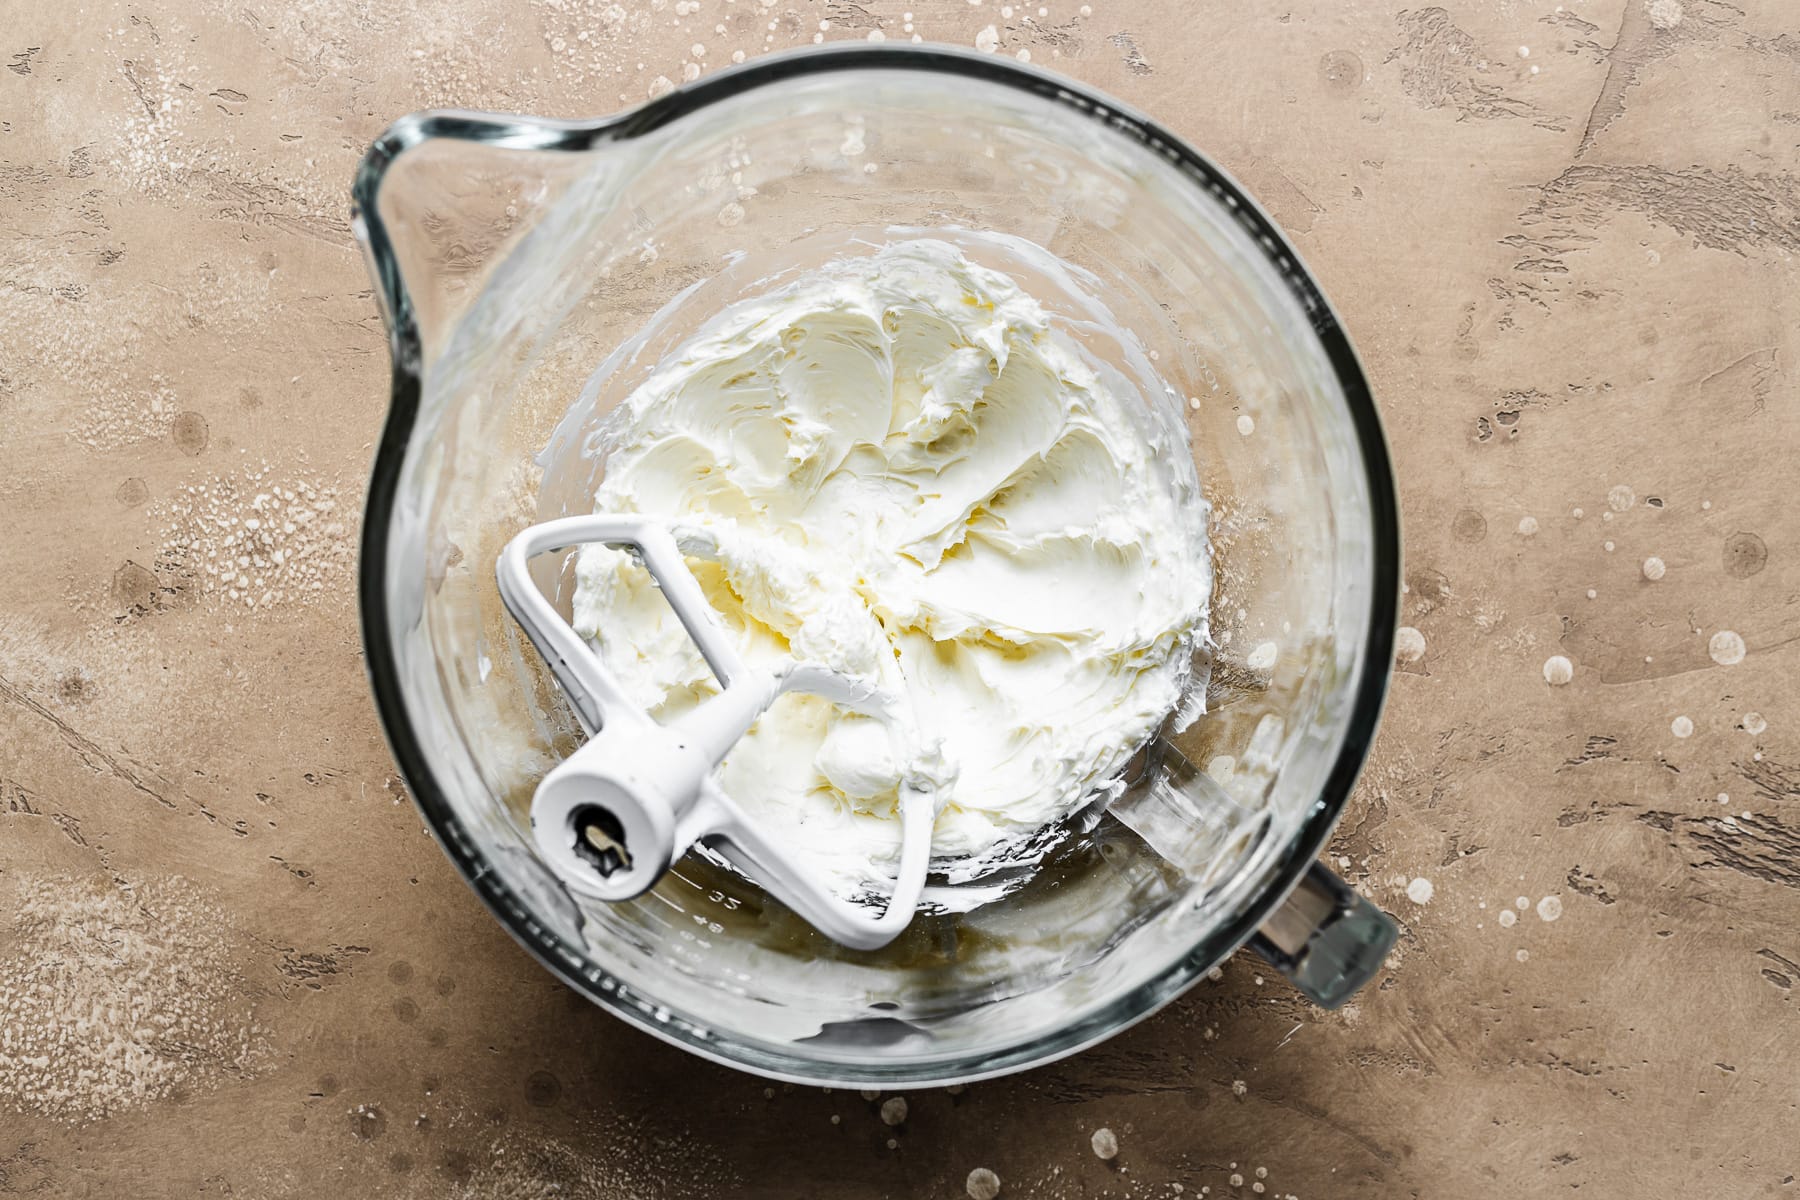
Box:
[2,1,1797,1196]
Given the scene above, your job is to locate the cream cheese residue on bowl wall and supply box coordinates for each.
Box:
[569,239,1212,901]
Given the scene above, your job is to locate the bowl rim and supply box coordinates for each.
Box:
[350,41,1401,1086]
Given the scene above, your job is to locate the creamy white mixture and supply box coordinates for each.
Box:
[571,239,1211,898]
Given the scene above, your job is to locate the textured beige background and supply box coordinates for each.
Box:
[3,0,1799,1196]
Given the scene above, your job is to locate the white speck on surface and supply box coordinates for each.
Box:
[1607,484,1635,511]
[880,1096,908,1126]
[1530,63,1540,74]
[869,29,886,41]
[1518,515,1539,535]
[1536,895,1563,922]
[1188,396,1201,411]
[1573,507,1584,519]
[1743,712,1767,735]
[1543,655,1574,686]
[1394,626,1426,663]
[1231,1079,1248,1097]
[154,466,351,616]
[1407,877,1435,904]
[1499,909,1518,928]
[1642,556,1666,580]
[1708,630,1746,666]
[1516,948,1530,962]
[716,201,745,227]
[1091,1127,1119,1160]
[1247,641,1279,671]
[1671,715,1694,738]
[967,1167,1002,1200]
[1517,44,1530,57]
[974,24,1000,52]
[1586,589,1598,600]
[1701,499,1712,510]
[1603,540,1615,552]
[1717,793,1730,804]
[1516,896,1530,910]
[0,875,268,1122]
[1015,47,1030,60]
[858,1088,881,1101]
[1237,413,1255,435]
[1648,0,1684,28]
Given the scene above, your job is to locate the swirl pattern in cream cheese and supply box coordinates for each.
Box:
[571,239,1212,900]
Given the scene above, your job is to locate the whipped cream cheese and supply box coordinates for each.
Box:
[570,239,1212,898]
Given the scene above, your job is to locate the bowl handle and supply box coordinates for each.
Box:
[1249,861,1396,1009]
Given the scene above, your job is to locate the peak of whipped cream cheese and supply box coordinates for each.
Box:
[570,238,1212,901]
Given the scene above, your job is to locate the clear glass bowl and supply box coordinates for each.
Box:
[352,44,1400,1085]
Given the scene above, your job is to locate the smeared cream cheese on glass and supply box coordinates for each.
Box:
[571,239,1212,900]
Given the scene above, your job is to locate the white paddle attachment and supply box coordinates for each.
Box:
[497,515,934,950]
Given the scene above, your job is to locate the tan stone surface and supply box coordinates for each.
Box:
[3,0,1798,1195]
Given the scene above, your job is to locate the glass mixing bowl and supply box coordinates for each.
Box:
[352,44,1400,1085]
